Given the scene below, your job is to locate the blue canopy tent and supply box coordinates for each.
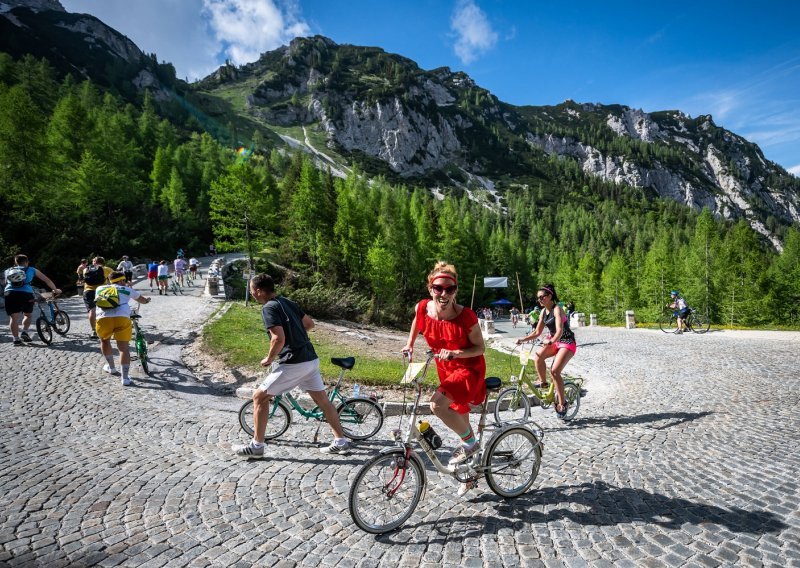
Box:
[490,298,513,306]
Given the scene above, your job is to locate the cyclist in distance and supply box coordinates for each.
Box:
[156,260,169,295]
[232,273,352,459]
[81,257,113,340]
[173,255,187,287]
[668,290,690,334]
[402,261,487,476]
[188,256,200,280]
[147,260,159,291]
[117,255,134,285]
[516,283,577,418]
[4,254,61,346]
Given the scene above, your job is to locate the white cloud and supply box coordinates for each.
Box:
[202,0,310,66]
[450,0,497,64]
[788,164,800,176]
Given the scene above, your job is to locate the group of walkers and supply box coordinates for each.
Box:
[145,254,201,295]
[4,249,209,386]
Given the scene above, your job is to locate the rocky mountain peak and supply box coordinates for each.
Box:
[0,0,64,13]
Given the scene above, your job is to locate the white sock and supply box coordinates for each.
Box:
[250,439,264,448]
[334,438,348,446]
[104,355,116,369]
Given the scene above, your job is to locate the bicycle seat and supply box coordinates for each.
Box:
[485,376,502,391]
[330,357,355,370]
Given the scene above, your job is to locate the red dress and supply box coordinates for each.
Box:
[416,299,486,414]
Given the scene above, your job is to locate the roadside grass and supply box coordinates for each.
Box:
[202,303,519,387]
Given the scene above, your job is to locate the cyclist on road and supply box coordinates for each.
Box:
[173,255,187,286]
[80,257,113,340]
[188,257,200,280]
[147,260,159,291]
[516,283,576,418]
[75,258,88,295]
[668,290,690,334]
[233,273,352,459]
[4,254,61,346]
[117,255,134,285]
[156,260,169,295]
[94,271,150,386]
[402,261,486,495]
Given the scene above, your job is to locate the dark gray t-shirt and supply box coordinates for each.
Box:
[261,296,317,364]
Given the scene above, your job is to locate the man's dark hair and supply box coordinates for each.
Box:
[251,273,275,293]
[109,270,125,282]
[14,254,28,265]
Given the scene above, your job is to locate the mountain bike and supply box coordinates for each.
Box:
[130,305,150,375]
[493,342,582,423]
[168,276,183,296]
[33,289,71,345]
[659,307,710,334]
[238,356,384,441]
[348,351,544,534]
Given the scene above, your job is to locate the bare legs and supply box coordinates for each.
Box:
[251,388,346,443]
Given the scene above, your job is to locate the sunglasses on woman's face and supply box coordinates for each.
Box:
[431,284,458,295]
[536,294,549,301]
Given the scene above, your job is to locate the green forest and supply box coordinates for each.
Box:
[2,54,799,329]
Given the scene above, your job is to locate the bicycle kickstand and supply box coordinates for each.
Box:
[312,423,321,444]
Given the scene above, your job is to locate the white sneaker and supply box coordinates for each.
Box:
[458,479,477,496]
[233,441,265,459]
[448,442,479,466]
[121,377,132,386]
[320,441,351,455]
[103,364,121,376]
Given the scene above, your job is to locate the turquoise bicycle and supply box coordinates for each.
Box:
[238,357,385,441]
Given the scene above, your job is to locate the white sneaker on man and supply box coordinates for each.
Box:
[233,441,265,459]
[103,364,120,376]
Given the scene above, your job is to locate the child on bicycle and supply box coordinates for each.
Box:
[402,261,486,494]
[516,283,576,418]
[233,274,352,459]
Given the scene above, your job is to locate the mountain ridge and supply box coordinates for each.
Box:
[1,1,797,249]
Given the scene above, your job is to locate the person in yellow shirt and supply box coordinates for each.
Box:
[80,256,113,339]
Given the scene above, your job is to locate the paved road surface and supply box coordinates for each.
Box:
[1,284,798,567]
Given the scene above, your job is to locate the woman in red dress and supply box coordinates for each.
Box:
[403,261,486,472]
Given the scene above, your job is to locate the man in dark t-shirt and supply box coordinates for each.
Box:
[232,273,351,459]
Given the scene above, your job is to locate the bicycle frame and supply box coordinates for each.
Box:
[267,363,354,421]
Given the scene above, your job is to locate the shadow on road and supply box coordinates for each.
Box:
[377,479,787,542]
[564,411,713,430]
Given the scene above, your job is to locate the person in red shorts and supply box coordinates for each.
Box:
[403,261,486,494]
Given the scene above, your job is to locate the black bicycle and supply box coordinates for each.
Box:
[659,307,710,334]
[33,289,71,345]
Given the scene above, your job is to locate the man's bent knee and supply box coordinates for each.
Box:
[253,389,273,404]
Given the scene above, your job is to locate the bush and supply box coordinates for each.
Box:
[283,282,371,322]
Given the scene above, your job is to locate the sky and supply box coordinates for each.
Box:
[60,0,800,175]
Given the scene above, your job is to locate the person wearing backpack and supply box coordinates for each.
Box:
[4,254,61,346]
[80,256,113,339]
[95,271,150,386]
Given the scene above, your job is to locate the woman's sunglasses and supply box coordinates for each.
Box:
[431,284,458,295]
[536,294,549,301]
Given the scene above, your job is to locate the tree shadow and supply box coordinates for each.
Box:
[376,480,787,543]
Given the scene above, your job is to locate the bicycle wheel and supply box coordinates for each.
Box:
[560,382,581,421]
[135,331,150,375]
[238,398,292,440]
[658,313,678,333]
[690,312,710,334]
[53,310,70,336]
[348,449,425,534]
[493,387,531,423]
[337,398,384,440]
[36,317,53,345]
[484,427,542,498]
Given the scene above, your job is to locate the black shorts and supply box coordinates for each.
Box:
[83,290,96,311]
[124,271,133,282]
[4,291,34,316]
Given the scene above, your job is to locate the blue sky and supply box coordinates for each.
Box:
[61,0,800,174]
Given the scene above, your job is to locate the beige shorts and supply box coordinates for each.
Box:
[258,358,324,395]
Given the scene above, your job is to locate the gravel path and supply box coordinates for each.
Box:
[1,283,798,567]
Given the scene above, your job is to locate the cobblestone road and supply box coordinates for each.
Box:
[1,284,798,567]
